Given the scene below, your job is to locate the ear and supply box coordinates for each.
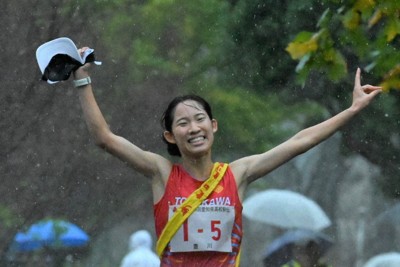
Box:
[212,119,218,133]
[163,131,176,144]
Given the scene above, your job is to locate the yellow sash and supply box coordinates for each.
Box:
[156,162,228,256]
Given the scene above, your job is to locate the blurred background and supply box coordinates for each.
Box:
[1,0,399,266]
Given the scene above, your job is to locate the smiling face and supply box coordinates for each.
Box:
[163,100,218,159]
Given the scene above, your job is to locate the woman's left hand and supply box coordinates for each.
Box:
[351,68,382,111]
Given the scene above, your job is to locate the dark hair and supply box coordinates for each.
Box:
[161,95,213,157]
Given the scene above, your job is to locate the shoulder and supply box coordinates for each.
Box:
[229,156,254,183]
[151,160,175,203]
[227,159,253,201]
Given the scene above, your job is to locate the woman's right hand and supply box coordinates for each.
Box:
[73,47,91,80]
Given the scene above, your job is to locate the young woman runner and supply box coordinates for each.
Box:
[72,47,381,267]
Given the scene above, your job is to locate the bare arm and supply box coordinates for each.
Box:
[73,52,171,188]
[231,68,382,196]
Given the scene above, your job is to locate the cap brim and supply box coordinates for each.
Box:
[36,37,81,74]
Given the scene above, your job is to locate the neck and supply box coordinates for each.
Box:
[181,156,214,181]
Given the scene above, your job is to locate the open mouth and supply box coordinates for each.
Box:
[188,136,205,144]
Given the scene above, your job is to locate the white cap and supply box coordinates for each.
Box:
[36,37,81,74]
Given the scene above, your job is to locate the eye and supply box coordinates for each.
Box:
[197,116,206,122]
[177,121,188,127]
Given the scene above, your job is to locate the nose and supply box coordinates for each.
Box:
[188,121,201,134]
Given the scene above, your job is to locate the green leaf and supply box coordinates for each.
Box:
[286,32,319,60]
[342,9,361,30]
[324,49,347,81]
[385,16,400,41]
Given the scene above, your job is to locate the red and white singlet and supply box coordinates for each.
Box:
[154,164,243,267]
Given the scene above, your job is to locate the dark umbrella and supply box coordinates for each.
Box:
[263,229,333,267]
[11,219,90,252]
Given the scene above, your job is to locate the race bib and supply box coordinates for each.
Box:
[169,205,235,252]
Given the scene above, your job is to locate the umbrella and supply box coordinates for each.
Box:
[362,252,400,267]
[243,189,331,231]
[12,219,90,252]
[263,229,333,267]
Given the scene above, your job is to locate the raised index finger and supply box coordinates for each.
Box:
[355,67,361,88]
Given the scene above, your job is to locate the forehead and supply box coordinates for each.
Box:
[173,100,205,118]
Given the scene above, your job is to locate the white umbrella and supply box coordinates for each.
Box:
[363,252,400,267]
[243,189,331,231]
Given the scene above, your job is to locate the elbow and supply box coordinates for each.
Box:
[92,129,113,149]
[94,138,107,149]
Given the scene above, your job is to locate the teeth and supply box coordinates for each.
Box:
[189,137,205,143]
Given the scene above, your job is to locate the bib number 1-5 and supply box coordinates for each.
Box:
[169,205,235,252]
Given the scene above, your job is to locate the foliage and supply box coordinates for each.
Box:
[81,0,231,82]
[219,0,327,92]
[286,0,400,91]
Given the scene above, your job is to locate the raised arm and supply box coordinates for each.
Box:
[72,49,171,183]
[231,68,381,195]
